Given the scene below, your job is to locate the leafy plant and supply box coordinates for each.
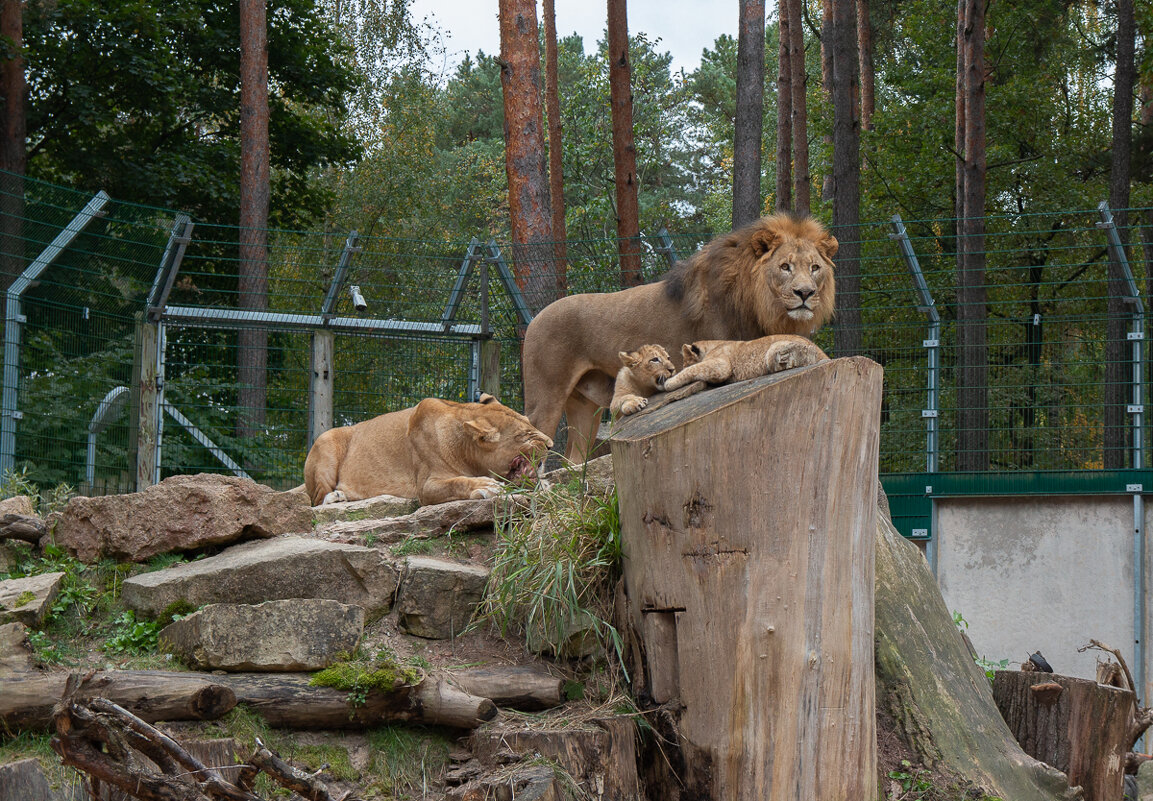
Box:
[103,610,163,656]
[888,760,933,797]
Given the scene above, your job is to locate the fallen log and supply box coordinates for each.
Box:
[446,665,565,711]
[0,670,237,731]
[0,513,46,544]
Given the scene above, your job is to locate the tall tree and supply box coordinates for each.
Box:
[733,0,766,227]
[830,0,861,356]
[774,1,793,212]
[542,0,567,296]
[856,0,874,130]
[786,0,809,214]
[237,0,270,438]
[607,0,641,287]
[498,0,555,313]
[1105,0,1135,468]
[0,0,25,291]
[955,0,989,471]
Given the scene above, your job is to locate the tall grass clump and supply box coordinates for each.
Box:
[476,469,624,668]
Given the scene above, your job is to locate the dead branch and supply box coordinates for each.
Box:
[1078,639,1136,698]
[250,738,357,801]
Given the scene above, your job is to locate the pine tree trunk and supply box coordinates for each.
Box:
[831,0,861,357]
[856,0,874,130]
[541,0,567,298]
[786,0,809,214]
[1105,0,1135,469]
[238,0,270,440]
[774,0,793,212]
[607,0,642,288]
[733,0,766,228]
[0,0,25,293]
[498,0,555,314]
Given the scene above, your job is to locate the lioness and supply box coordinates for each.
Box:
[609,344,676,416]
[522,213,837,461]
[303,394,553,507]
[661,334,829,394]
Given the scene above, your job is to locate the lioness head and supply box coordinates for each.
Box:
[463,395,554,484]
[619,344,676,390]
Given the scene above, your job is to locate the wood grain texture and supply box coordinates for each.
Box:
[611,356,881,800]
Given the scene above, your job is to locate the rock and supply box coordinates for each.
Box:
[1136,759,1153,801]
[0,572,63,626]
[0,541,30,573]
[396,557,489,639]
[542,454,615,496]
[121,537,399,619]
[0,758,84,801]
[52,474,314,563]
[0,622,34,676]
[0,495,34,516]
[310,494,420,524]
[526,608,602,660]
[159,599,364,671]
[313,497,499,544]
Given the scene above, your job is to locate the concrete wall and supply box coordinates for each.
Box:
[933,495,1142,688]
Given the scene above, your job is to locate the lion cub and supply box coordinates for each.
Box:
[661,334,828,393]
[610,344,676,416]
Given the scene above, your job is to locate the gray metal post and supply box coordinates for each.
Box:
[653,227,680,268]
[1,190,110,476]
[484,240,534,327]
[1098,201,1146,712]
[146,214,194,322]
[320,231,361,323]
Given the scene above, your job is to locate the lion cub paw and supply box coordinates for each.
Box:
[619,395,648,415]
[767,340,825,373]
[321,490,348,505]
[469,477,503,500]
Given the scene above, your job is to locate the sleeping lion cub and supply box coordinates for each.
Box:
[661,334,828,394]
[610,344,676,416]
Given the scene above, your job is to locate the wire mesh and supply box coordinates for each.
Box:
[1,168,1150,498]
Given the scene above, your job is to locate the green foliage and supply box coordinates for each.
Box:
[477,476,625,669]
[887,760,934,796]
[310,649,422,710]
[0,466,76,516]
[102,610,164,656]
[364,724,453,798]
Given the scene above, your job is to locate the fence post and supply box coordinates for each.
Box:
[132,315,161,491]
[309,331,334,449]
[653,227,680,268]
[1,190,110,477]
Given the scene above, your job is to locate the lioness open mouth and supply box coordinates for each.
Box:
[506,454,538,483]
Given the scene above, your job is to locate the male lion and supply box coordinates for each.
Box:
[522,213,837,460]
[661,334,829,395]
[303,395,552,507]
[609,344,677,416]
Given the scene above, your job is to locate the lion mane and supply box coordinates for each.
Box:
[522,213,838,461]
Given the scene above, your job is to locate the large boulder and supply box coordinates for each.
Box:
[396,556,489,639]
[159,599,364,671]
[121,537,398,619]
[0,572,63,627]
[52,474,314,562]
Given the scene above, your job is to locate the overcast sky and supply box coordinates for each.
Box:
[409,0,740,78]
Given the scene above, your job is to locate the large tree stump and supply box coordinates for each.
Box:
[993,671,1133,801]
[610,357,882,801]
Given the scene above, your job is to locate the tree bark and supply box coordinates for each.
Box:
[607,0,642,288]
[955,0,989,471]
[446,665,565,711]
[856,0,874,130]
[774,0,793,212]
[993,672,1132,801]
[612,358,881,800]
[786,0,809,214]
[830,0,861,357]
[541,0,567,298]
[874,499,1081,800]
[498,0,555,314]
[1,671,237,731]
[733,0,766,228]
[1105,0,1135,469]
[0,0,25,293]
[238,0,270,440]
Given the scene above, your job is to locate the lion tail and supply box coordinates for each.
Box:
[303,428,347,506]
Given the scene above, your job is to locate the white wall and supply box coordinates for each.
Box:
[934,496,1140,684]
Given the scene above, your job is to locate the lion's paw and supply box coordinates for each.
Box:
[469,478,502,500]
[321,490,348,505]
[768,341,823,373]
[621,396,648,415]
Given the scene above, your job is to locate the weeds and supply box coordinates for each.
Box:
[476,470,625,670]
[365,724,453,798]
[103,610,164,656]
[0,466,75,515]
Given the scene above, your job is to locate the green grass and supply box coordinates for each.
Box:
[365,725,454,799]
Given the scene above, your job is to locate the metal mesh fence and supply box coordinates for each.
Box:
[0,168,1149,501]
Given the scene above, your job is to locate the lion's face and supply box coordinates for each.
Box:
[619,344,676,390]
[755,231,837,327]
[464,395,554,484]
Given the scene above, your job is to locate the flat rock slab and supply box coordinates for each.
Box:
[0,622,34,677]
[53,474,314,563]
[121,537,399,619]
[397,556,489,639]
[310,494,420,524]
[0,572,63,626]
[313,497,499,545]
[160,599,364,671]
